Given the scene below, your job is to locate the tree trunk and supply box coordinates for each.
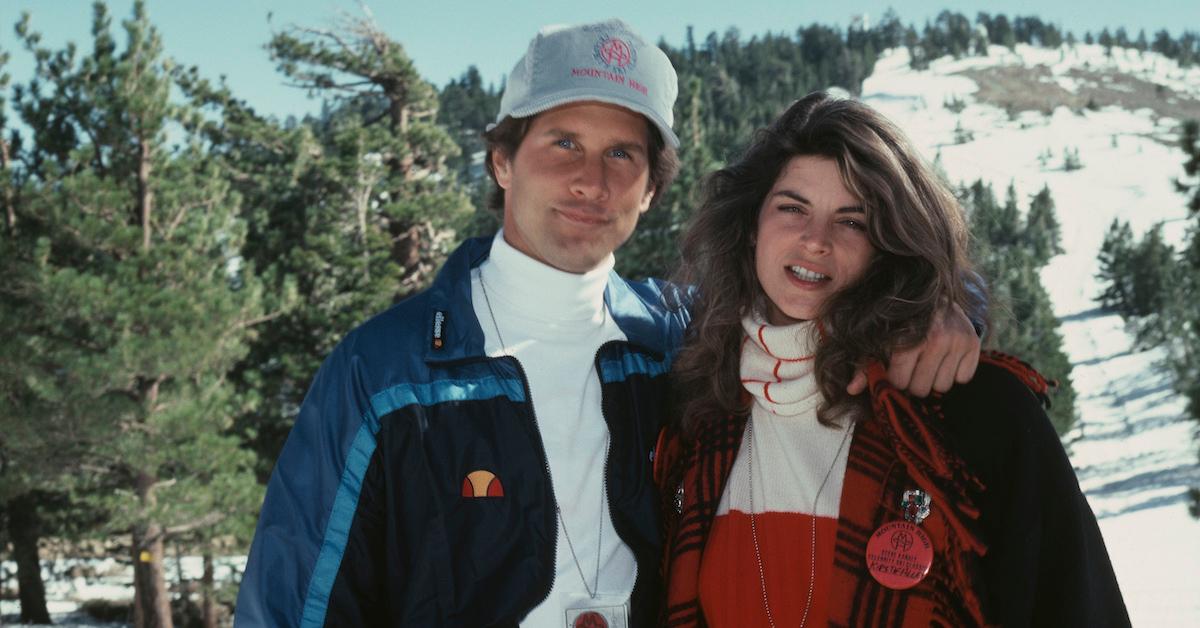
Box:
[134,578,145,628]
[8,493,51,624]
[202,551,216,628]
[137,135,154,250]
[174,540,187,606]
[133,472,174,628]
[1,136,16,236]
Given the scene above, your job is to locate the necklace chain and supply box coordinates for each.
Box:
[559,439,608,598]
[746,417,852,628]
[478,271,606,599]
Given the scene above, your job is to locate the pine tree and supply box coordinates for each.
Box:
[953,118,974,144]
[1114,27,1131,49]
[969,181,1021,248]
[1062,146,1083,171]
[1042,24,1064,49]
[987,257,1078,433]
[905,25,929,70]
[0,216,59,623]
[966,180,1077,433]
[1025,184,1064,265]
[875,9,905,50]
[0,42,67,620]
[1099,28,1115,56]
[0,12,100,625]
[436,67,502,240]
[438,65,501,188]
[1095,220,1177,341]
[188,7,474,476]
[1096,219,1137,314]
[1132,225,1176,314]
[1176,120,1200,215]
[8,4,264,625]
[1037,147,1052,168]
[1160,119,1200,517]
[617,76,717,280]
[0,216,67,625]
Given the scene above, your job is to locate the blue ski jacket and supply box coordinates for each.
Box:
[235,236,691,627]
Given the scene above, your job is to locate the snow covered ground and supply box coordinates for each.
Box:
[5,43,1200,626]
[864,44,1200,626]
[1,556,245,626]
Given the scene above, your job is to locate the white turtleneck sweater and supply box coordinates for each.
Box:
[471,230,637,627]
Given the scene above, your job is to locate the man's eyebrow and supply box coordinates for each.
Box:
[770,189,863,213]
[610,140,647,155]
[542,128,579,140]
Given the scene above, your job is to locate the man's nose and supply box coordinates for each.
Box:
[570,154,609,201]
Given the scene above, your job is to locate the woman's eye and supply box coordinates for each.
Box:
[779,205,804,213]
[840,219,867,231]
[609,148,630,159]
[556,138,575,149]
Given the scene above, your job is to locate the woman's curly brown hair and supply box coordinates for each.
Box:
[670,91,987,432]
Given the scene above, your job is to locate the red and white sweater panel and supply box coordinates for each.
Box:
[698,316,853,627]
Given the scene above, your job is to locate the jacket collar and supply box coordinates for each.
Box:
[423,236,674,364]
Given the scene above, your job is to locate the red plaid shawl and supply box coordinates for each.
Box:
[654,353,1052,627]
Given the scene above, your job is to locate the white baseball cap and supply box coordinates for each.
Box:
[490,19,680,148]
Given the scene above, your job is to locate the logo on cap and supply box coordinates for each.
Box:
[594,35,637,73]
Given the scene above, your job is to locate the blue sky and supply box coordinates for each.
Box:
[1,1,1196,121]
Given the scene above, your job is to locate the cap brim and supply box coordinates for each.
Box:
[491,90,680,149]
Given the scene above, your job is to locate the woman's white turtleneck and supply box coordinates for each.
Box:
[471,230,636,626]
[717,312,853,519]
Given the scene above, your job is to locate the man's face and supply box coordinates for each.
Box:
[491,102,656,274]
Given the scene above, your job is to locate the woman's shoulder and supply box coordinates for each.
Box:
[936,355,1059,471]
[951,357,1048,405]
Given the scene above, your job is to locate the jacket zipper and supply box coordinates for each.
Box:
[506,355,561,616]
[593,341,641,610]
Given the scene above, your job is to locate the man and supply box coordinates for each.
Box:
[235,19,979,627]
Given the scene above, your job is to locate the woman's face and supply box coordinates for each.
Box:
[754,155,876,325]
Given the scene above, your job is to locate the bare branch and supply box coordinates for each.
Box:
[139,511,228,545]
[297,25,357,60]
[163,511,226,537]
[164,200,216,241]
[148,478,177,495]
[234,309,286,331]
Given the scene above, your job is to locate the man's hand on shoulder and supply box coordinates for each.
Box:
[847,302,981,397]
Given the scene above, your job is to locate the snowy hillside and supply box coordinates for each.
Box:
[862,44,1200,626]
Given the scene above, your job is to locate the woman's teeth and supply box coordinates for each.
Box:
[789,266,829,281]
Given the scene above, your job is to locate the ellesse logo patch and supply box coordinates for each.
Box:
[461,470,504,497]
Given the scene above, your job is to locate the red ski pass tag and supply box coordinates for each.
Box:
[566,604,628,628]
[866,520,934,590]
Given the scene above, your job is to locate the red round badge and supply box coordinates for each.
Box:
[865,521,934,590]
[573,611,609,628]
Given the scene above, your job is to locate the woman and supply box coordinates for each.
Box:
[654,92,1128,627]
